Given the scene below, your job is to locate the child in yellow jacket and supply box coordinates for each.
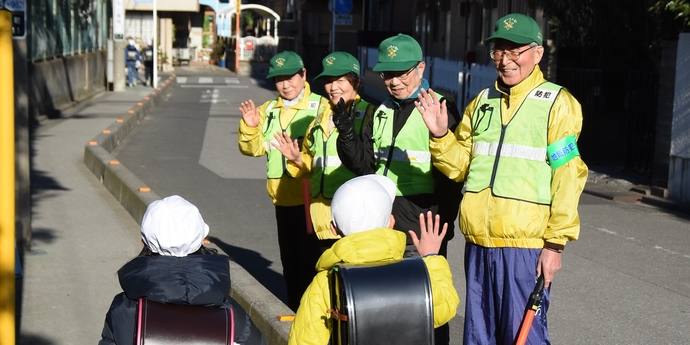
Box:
[288,175,460,345]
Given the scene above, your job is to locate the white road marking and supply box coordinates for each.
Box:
[180,85,249,88]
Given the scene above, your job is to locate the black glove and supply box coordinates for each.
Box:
[333,98,355,141]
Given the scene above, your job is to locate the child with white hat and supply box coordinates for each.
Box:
[99,195,263,345]
[288,175,460,345]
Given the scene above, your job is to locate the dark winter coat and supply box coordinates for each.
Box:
[98,254,232,344]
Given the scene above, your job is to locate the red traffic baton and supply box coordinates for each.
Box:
[301,178,313,234]
[515,275,545,345]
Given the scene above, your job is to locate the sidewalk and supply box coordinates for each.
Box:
[20,87,156,344]
[583,166,690,215]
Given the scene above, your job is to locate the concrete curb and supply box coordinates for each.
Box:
[82,78,176,224]
[81,77,291,345]
[229,261,292,344]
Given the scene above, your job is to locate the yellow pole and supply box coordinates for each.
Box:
[0,8,16,345]
[235,0,240,75]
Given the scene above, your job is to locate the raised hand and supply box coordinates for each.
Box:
[271,131,303,166]
[409,211,448,257]
[332,98,355,141]
[239,99,260,128]
[415,88,449,138]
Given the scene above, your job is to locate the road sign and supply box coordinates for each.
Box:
[4,0,25,38]
[335,14,352,26]
[334,0,353,14]
[112,0,125,41]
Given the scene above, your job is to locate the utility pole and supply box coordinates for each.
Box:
[0,8,16,345]
[153,0,157,88]
[235,0,240,75]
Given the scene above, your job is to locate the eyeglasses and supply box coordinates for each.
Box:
[379,62,421,81]
[489,44,536,61]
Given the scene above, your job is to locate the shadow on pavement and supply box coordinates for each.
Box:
[207,236,289,306]
[18,333,56,345]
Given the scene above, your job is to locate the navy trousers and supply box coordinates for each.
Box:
[463,243,551,345]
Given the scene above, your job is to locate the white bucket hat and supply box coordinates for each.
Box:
[331,174,396,236]
[141,195,210,257]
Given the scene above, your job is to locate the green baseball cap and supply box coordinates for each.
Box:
[372,34,423,72]
[484,13,543,46]
[266,50,305,79]
[314,52,360,80]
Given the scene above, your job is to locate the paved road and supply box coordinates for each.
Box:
[114,67,690,344]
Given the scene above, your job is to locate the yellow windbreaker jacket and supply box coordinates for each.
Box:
[238,82,325,206]
[429,65,588,249]
[287,229,460,345]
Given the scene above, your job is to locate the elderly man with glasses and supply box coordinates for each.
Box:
[334,33,463,345]
[418,13,588,345]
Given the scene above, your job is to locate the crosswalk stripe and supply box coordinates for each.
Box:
[180,85,249,88]
[176,77,188,84]
[199,77,214,84]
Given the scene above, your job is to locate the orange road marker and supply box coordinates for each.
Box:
[277,315,295,322]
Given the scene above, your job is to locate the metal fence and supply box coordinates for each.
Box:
[557,68,658,174]
[29,0,109,61]
[361,50,658,176]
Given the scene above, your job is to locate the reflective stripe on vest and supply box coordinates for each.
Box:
[372,96,437,196]
[262,93,322,178]
[310,100,372,198]
[466,82,561,204]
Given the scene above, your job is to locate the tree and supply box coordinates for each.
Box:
[203,15,211,49]
[533,0,690,70]
[533,0,657,69]
[649,0,690,39]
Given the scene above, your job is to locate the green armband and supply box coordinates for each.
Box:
[547,135,580,170]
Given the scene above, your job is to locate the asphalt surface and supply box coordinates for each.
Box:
[19,66,690,344]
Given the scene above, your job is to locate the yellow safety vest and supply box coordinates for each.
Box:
[466,82,562,204]
[262,93,322,178]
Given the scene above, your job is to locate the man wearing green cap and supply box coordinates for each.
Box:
[271,51,376,250]
[238,50,326,312]
[334,34,463,345]
[418,13,588,344]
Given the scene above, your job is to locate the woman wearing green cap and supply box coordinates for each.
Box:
[271,51,376,249]
[238,50,326,312]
